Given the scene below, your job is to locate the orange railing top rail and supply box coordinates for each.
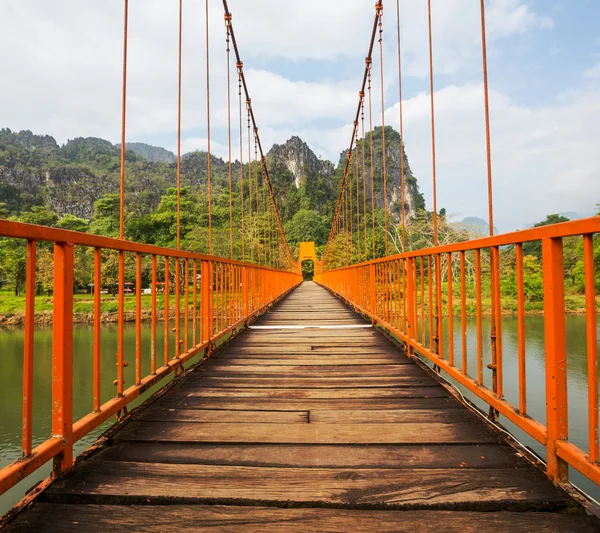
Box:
[323,216,600,271]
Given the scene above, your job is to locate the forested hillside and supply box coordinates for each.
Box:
[0,126,425,257]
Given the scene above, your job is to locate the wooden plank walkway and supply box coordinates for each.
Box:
[6,282,599,532]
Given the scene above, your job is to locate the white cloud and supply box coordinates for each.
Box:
[583,63,600,80]
[3,0,594,232]
[380,84,600,231]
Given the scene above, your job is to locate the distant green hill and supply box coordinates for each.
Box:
[118,142,176,163]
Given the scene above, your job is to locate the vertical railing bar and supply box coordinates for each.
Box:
[22,240,36,457]
[428,256,433,351]
[420,256,425,345]
[164,258,170,365]
[516,243,526,414]
[94,248,102,409]
[175,258,181,358]
[584,234,598,463]
[117,251,125,395]
[447,252,454,367]
[435,253,443,360]
[492,246,503,398]
[151,255,157,373]
[460,250,467,374]
[51,242,74,476]
[184,259,189,353]
[542,236,568,482]
[475,249,483,385]
[135,252,142,385]
[192,260,198,347]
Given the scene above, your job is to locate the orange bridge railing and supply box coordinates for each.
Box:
[316,217,600,490]
[0,220,301,497]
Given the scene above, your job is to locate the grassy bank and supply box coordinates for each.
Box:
[0,288,597,326]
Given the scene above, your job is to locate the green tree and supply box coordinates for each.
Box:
[91,194,120,237]
[57,214,90,232]
[284,209,329,248]
[19,206,59,227]
[0,239,27,295]
[523,214,571,259]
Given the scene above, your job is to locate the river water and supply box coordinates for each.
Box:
[0,316,599,515]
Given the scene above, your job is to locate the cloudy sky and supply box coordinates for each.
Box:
[1,0,599,231]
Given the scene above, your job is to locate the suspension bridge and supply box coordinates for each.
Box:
[1,0,599,531]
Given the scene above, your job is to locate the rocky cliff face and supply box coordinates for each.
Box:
[1,127,426,226]
[338,126,424,223]
[267,136,335,189]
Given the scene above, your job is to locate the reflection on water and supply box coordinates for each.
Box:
[0,321,198,515]
[423,314,600,501]
[0,315,598,514]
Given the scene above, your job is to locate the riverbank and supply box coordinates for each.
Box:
[0,292,597,326]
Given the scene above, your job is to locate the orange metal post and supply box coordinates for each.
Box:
[583,234,598,463]
[51,242,74,476]
[516,243,526,414]
[22,240,36,457]
[94,248,102,409]
[192,260,198,347]
[164,258,170,365]
[151,255,157,373]
[406,257,414,346]
[460,251,467,373]
[117,251,125,394]
[542,236,568,482]
[435,254,443,360]
[184,259,189,352]
[135,253,142,384]
[201,260,211,342]
[447,253,454,366]
[175,258,181,358]
[475,249,483,385]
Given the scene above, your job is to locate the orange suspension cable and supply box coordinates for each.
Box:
[427,0,438,246]
[247,101,253,263]
[361,95,368,256]
[377,2,388,256]
[396,0,406,251]
[119,0,129,240]
[322,7,379,265]
[237,61,245,260]
[261,164,267,265]
[176,0,182,250]
[368,60,375,258]
[480,0,494,236]
[349,150,353,259]
[355,128,360,262]
[223,0,294,266]
[225,13,233,258]
[254,131,260,264]
[206,0,213,254]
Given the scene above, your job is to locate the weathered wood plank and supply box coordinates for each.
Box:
[168,386,450,399]
[135,408,309,424]
[177,376,435,389]
[96,442,525,469]
[207,357,404,365]
[152,396,463,412]
[8,505,597,533]
[45,462,572,510]
[197,363,424,376]
[308,408,474,423]
[114,421,497,444]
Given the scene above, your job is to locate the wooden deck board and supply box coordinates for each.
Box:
[5,281,595,531]
[43,461,571,510]
[8,505,599,533]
